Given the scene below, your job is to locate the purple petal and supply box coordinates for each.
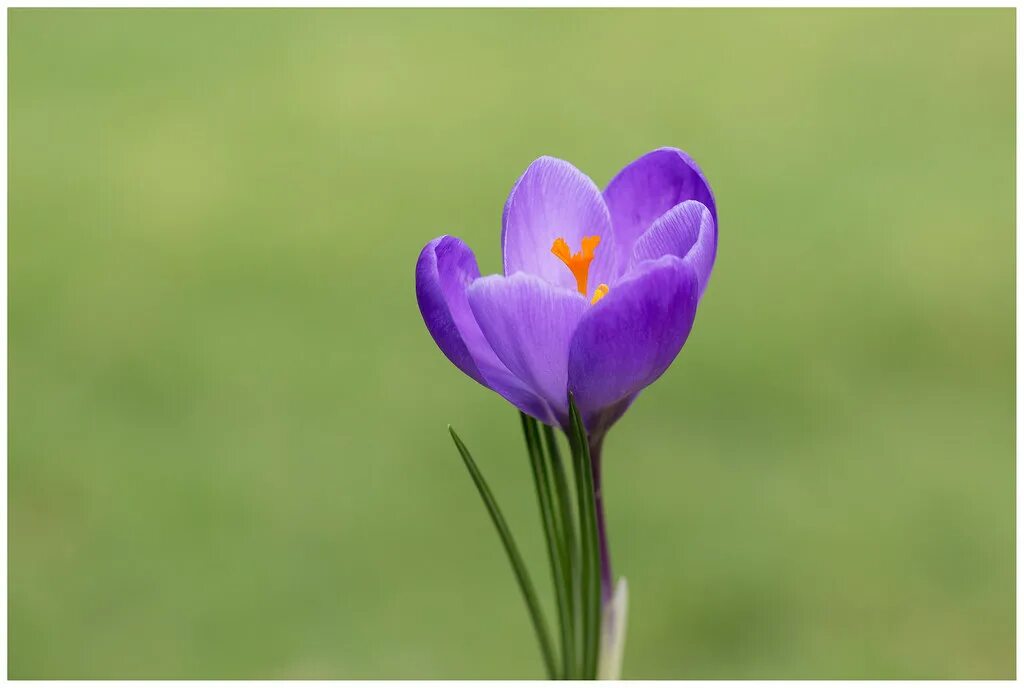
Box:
[603,147,717,269]
[502,156,616,291]
[416,236,555,423]
[468,272,588,422]
[629,200,716,296]
[568,256,699,426]
[416,236,487,384]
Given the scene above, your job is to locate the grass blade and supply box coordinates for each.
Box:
[448,425,557,679]
[568,395,601,679]
[543,422,578,677]
[521,413,574,679]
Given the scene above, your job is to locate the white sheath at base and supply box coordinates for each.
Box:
[597,577,628,680]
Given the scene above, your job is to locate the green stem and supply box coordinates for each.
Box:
[521,413,573,679]
[543,423,578,677]
[448,425,558,679]
[568,396,602,679]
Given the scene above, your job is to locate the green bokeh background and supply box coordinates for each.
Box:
[9,8,1014,679]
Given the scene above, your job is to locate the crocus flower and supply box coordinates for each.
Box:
[416,148,717,442]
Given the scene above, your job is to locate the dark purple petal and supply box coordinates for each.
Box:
[502,156,616,291]
[603,147,717,269]
[568,256,699,426]
[416,236,487,384]
[629,200,716,296]
[586,395,637,444]
[467,271,588,422]
[416,236,555,423]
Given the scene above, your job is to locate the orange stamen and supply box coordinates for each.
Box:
[591,283,609,305]
[551,235,601,295]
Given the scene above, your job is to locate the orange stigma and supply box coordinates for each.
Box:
[551,235,601,295]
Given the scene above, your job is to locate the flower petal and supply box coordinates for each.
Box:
[603,147,717,269]
[416,236,554,422]
[502,156,616,291]
[568,256,699,427]
[629,200,716,296]
[468,271,588,423]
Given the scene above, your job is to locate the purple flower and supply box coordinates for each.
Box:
[416,148,717,438]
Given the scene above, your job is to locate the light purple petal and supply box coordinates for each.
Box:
[468,272,588,422]
[629,200,716,296]
[603,147,717,270]
[568,256,699,427]
[477,365,557,426]
[502,157,616,292]
[416,236,555,423]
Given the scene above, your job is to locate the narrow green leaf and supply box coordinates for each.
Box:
[564,420,586,679]
[568,395,602,679]
[521,413,573,679]
[543,423,578,677]
[448,425,557,679]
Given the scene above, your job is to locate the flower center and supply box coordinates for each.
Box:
[551,235,609,304]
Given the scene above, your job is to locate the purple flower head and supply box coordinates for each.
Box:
[416,148,717,437]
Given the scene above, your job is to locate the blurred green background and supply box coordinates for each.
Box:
[9,8,1014,679]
